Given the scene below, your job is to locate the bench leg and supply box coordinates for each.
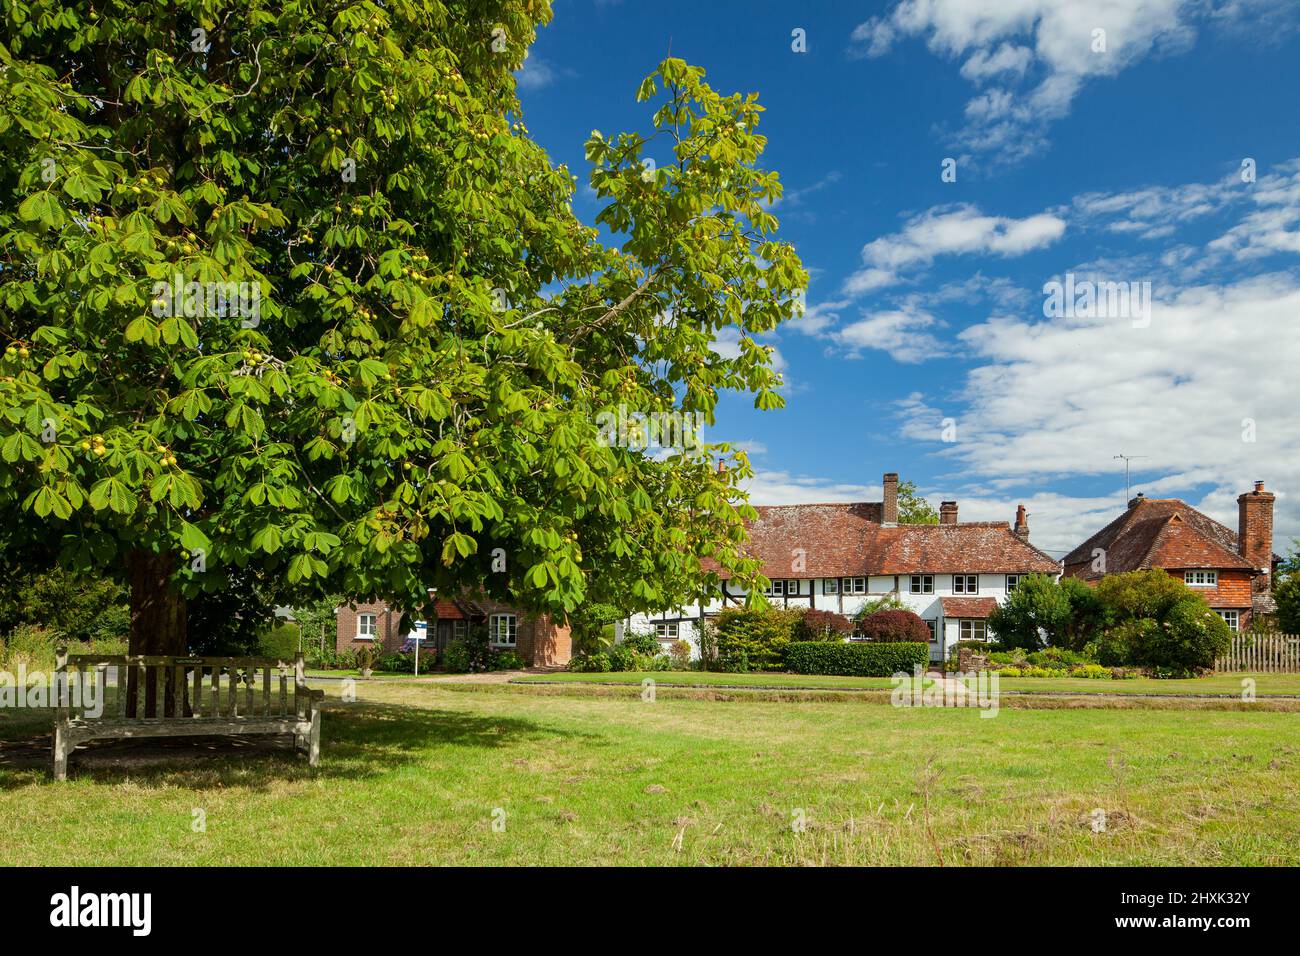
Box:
[308,709,321,767]
[53,723,68,781]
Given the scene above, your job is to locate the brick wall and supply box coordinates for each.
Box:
[472,598,572,667]
[1167,568,1253,611]
[336,601,406,653]
[335,597,572,667]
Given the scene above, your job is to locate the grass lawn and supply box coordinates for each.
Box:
[2,681,1298,865]
[304,669,426,680]
[515,670,902,690]
[516,670,1300,697]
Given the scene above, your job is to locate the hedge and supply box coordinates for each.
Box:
[784,641,930,677]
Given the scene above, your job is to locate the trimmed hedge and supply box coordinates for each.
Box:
[784,641,930,677]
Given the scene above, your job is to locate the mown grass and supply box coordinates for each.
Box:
[515,670,1300,697]
[515,670,902,690]
[2,680,1298,865]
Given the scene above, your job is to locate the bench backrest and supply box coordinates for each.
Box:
[55,649,311,722]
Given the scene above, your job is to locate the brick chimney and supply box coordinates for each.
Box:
[939,501,958,525]
[1238,480,1275,581]
[882,472,899,525]
[1014,504,1030,542]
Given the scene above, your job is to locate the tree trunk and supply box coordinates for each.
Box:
[125,550,187,717]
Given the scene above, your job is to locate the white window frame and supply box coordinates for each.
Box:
[959,619,988,642]
[841,577,866,595]
[910,574,934,595]
[784,579,800,596]
[1216,609,1240,632]
[654,621,679,641]
[453,620,467,640]
[356,613,377,640]
[823,578,839,595]
[1005,574,1021,592]
[1184,570,1218,588]
[763,579,784,597]
[953,574,979,595]
[489,613,517,647]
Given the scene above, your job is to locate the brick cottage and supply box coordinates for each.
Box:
[337,595,572,667]
[1063,481,1280,631]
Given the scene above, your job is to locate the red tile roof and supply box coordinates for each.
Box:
[431,599,486,620]
[941,597,998,619]
[714,502,1059,578]
[1062,498,1254,580]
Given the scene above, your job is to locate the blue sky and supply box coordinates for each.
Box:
[516,0,1300,557]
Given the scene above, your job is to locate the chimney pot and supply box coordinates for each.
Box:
[1254,480,1265,493]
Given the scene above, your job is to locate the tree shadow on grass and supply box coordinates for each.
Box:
[0,698,603,791]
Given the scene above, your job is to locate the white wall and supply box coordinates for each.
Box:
[624,572,1048,664]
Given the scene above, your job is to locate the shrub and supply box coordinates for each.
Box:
[633,652,669,671]
[607,644,636,672]
[1,623,62,671]
[376,650,438,673]
[796,609,853,641]
[307,647,355,670]
[442,626,495,673]
[568,652,612,673]
[257,621,301,661]
[996,666,1022,677]
[857,609,930,643]
[784,641,929,677]
[669,639,692,669]
[851,594,906,623]
[1070,663,1111,679]
[1275,573,1300,634]
[569,603,625,656]
[1026,646,1091,668]
[1094,570,1232,673]
[620,630,661,657]
[494,650,524,671]
[715,649,750,673]
[354,640,385,674]
[712,606,805,671]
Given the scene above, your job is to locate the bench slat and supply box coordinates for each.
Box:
[262,666,271,717]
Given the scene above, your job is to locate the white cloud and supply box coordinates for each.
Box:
[848,0,1260,163]
[711,326,787,371]
[900,272,1300,547]
[834,309,944,363]
[844,204,1066,294]
[745,471,881,506]
[516,55,563,90]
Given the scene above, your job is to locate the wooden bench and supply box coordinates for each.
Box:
[52,648,325,781]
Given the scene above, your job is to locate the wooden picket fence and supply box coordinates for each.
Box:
[1215,634,1300,673]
